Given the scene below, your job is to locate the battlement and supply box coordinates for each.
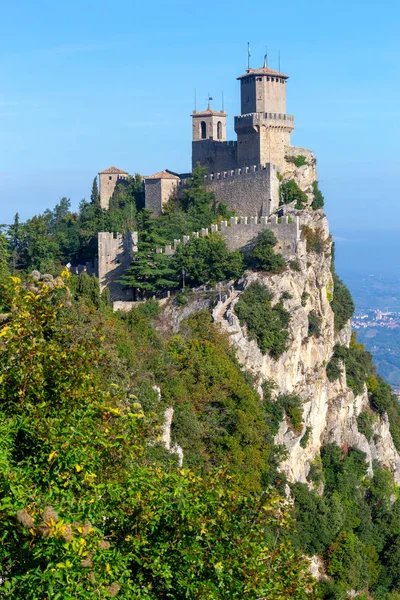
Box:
[156,214,300,257]
[236,112,294,122]
[235,112,295,134]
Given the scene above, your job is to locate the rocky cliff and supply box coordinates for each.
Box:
[211,208,400,485]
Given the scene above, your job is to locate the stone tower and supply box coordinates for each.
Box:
[191,106,237,172]
[234,64,294,171]
[98,166,129,209]
[191,104,227,142]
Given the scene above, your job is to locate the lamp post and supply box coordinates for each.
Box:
[182,269,186,293]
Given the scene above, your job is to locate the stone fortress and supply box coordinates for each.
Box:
[98,58,317,301]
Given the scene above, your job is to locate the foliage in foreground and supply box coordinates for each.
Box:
[0,273,315,599]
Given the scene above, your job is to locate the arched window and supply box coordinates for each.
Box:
[217,121,222,140]
[200,121,207,139]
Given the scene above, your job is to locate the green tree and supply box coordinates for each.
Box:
[327,531,368,590]
[118,209,177,295]
[235,281,290,358]
[90,176,100,204]
[248,229,286,273]
[331,274,355,331]
[175,233,244,286]
[0,272,316,599]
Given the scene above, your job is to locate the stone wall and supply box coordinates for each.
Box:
[99,173,128,210]
[98,231,138,300]
[240,76,287,114]
[192,140,237,172]
[235,113,294,172]
[201,163,280,216]
[144,178,178,216]
[155,215,300,258]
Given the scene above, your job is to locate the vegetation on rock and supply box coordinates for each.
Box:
[235,281,290,358]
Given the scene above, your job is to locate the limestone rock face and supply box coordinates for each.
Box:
[212,210,400,484]
[283,146,318,201]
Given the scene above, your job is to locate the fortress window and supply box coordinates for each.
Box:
[201,121,207,139]
[109,176,112,180]
[217,121,222,140]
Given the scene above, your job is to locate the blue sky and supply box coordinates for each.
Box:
[1,0,399,232]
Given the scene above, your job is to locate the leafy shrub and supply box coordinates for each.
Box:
[300,426,312,448]
[367,374,400,451]
[286,154,308,168]
[357,411,374,441]
[281,291,292,300]
[289,258,301,272]
[247,229,286,274]
[235,282,290,358]
[331,274,355,331]
[311,181,325,210]
[302,225,326,254]
[175,233,245,286]
[327,531,368,590]
[301,291,310,306]
[278,393,303,433]
[308,310,321,337]
[326,353,343,382]
[176,291,188,306]
[346,334,373,396]
[279,179,308,209]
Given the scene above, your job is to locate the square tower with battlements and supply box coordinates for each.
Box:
[235,64,294,171]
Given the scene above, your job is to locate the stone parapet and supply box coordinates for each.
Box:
[155,215,300,257]
[235,112,295,134]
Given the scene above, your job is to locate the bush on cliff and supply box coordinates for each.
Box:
[175,233,244,286]
[235,281,290,358]
[311,181,325,210]
[248,229,286,274]
[331,273,355,331]
[279,179,308,209]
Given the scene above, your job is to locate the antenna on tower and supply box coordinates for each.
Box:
[247,42,251,70]
[264,46,268,68]
[207,93,213,109]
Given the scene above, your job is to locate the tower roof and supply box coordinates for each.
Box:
[98,166,129,175]
[191,105,227,118]
[145,170,180,180]
[237,66,289,80]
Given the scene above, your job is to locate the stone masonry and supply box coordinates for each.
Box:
[98,166,129,209]
[98,231,138,300]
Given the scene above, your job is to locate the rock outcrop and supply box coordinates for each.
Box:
[212,209,400,484]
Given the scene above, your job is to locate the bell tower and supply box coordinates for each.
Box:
[234,63,294,170]
[191,105,227,142]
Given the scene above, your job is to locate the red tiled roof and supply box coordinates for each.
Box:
[98,166,129,174]
[237,66,288,80]
[145,170,180,180]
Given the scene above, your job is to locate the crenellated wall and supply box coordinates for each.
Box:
[205,163,280,216]
[98,232,138,300]
[155,214,300,258]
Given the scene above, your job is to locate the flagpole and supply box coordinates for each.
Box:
[247,42,250,70]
